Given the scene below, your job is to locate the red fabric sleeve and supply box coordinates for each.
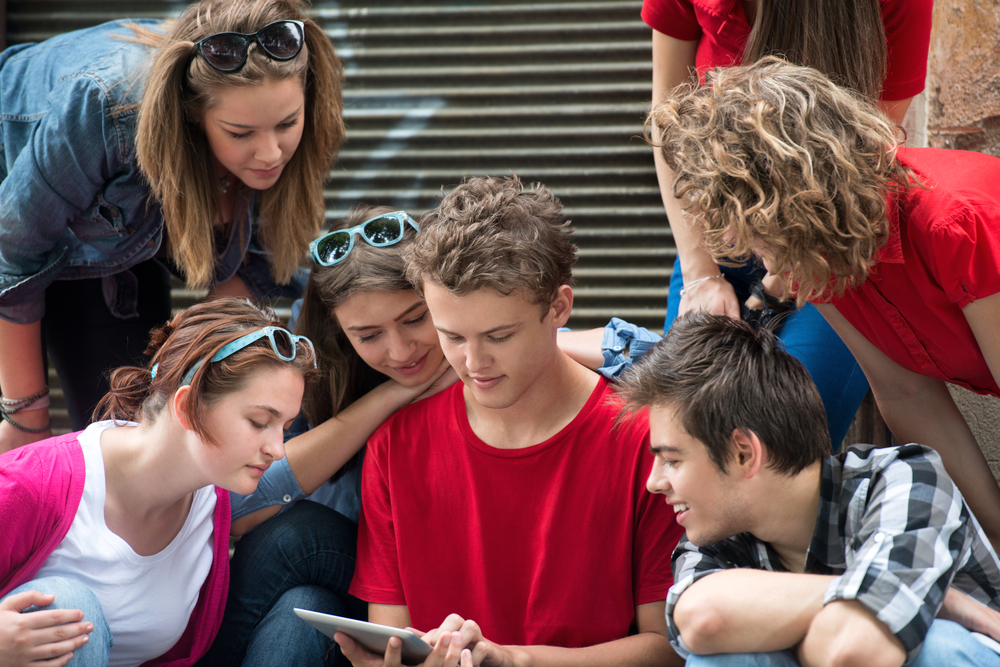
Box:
[350,424,407,604]
[631,440,686,605]
[928,205,1000,309]
[880,0,932,100]
[641,0,703,41]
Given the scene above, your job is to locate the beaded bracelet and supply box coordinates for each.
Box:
[1,410,52,434]
[679,274,725,297]
[0,387,50,415]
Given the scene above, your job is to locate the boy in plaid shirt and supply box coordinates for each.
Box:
[618,312,1000,667]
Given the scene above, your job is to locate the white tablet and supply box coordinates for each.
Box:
[294,608,433,665]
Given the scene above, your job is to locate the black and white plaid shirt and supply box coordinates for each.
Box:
[665,444,1000,662]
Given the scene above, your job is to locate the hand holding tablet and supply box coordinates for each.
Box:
[294,609,433,665]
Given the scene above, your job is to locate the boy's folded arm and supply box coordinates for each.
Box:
[672,569,836,655]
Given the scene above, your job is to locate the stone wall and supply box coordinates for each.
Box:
[907,0,1000,478]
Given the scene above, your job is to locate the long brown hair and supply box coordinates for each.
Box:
[295,206,420,425]
[132,0,344,289]
[743,0,887,101]
[95,298,317,446]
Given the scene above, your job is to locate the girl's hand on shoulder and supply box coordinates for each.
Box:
[0,591,93,667]
[411,359,458,404]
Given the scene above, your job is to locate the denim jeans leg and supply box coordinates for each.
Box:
[4,576,113,667]
[242,584,359,667]
[685,649,800,667]
[199,501,363,667]
[775,302,869,451]
[666,257,868,451]
[906,619,1000,666]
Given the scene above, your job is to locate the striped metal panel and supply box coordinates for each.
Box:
[7,0,674,431]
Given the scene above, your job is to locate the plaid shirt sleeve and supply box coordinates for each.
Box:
[823,445,973,662]
[665,534,771,657]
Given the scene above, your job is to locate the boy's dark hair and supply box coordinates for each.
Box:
[404,174,576,308]
[616,312,831,475]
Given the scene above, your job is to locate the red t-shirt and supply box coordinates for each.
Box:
[828,147,1000,396]
[641,0,932,101]
[351,378,683,648]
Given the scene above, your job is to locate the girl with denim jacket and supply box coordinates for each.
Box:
[0,0,344,452]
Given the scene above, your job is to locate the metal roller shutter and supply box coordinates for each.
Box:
[6,0,673,432]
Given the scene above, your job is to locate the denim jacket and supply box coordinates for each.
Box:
[0,20,300,324]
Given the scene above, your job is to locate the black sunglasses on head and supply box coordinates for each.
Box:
[195,19,305,73]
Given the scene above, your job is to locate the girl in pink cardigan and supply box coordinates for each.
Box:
[0,298,316,667]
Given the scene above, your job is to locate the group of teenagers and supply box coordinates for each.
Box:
[3,0,1000,666]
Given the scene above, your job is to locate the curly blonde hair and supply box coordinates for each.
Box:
[649,57,916,304]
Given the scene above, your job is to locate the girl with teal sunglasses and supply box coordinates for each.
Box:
[0,298,316,666]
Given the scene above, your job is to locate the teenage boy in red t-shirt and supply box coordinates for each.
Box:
[338,175,685,667]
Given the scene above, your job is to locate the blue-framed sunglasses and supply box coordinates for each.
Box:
[195,20,305,73]
[309,211,420,266]
[181,326,316,386]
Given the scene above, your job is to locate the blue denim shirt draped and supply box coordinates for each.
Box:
[0,20,301,324]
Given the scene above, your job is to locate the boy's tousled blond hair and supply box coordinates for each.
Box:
[405,175,577,309]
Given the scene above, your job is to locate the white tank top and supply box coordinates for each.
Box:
[36,421,216,667]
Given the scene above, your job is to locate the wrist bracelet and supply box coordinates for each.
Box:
[0,387,51,415]
[679,274,724,297]
[16,396,51,412]
[1,411,52,434]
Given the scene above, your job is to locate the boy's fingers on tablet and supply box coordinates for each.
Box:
[456,619,484,649]
[383,635,404,667]
[424,614,465,649]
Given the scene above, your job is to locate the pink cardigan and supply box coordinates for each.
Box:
[0,431,231,666]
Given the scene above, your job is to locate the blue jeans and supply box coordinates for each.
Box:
[198,501,366,667]
[2,577,113,667]
[683,619,1000,666]
[667,259,869,450]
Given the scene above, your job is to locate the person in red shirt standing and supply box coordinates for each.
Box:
[644,0,933,450]
[338,175,685,667]
[650,57,1000,551]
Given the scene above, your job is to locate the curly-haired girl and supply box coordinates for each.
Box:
[651,57,1000,550]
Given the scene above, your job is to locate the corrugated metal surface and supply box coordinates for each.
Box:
[7,0,673,432]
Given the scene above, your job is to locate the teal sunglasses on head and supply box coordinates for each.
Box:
[180,326,316,386]
[309,211,420,266]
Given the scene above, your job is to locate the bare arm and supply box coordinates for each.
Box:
[798,600,906,667]
[673,569,905,667]
[962,292,1000,402]
[673,569,834,654]
[0,319,51,452]
[878,97,913,128]
[651,31,739,319]
[556,328,605,371]
[504,602,679,667]
[231,360,455,535]
[815,303,1000,547]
